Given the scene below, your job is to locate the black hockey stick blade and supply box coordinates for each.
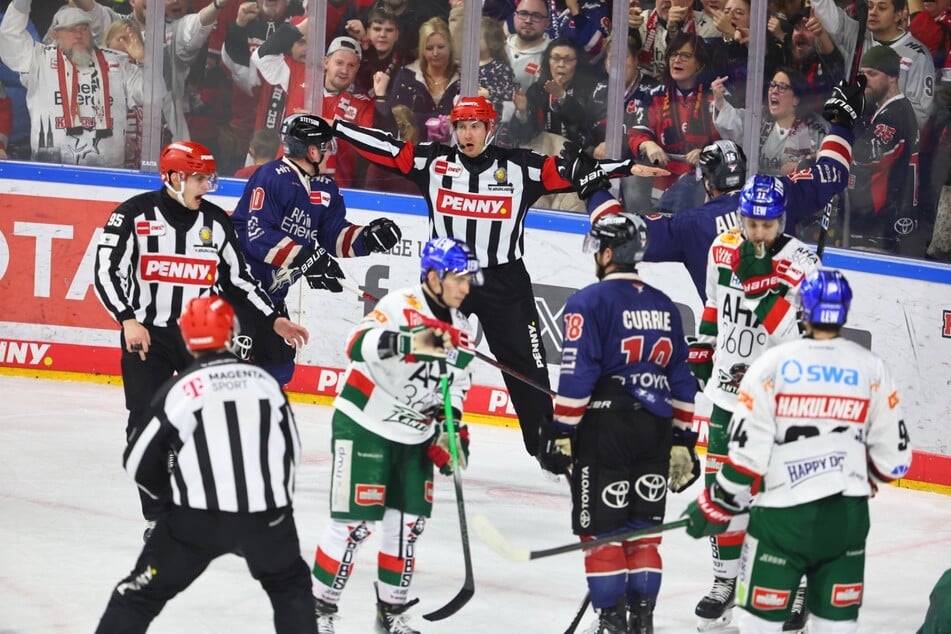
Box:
[422,582,474,622]
[472,515,690,562]
[564,592,591,634]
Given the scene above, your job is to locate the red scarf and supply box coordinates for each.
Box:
[56,47,114,136]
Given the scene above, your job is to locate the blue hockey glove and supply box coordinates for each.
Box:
[364,218,402,253]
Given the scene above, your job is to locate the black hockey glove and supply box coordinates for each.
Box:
[822,77,866,129]
[558,141,610,200]
[538,420,575,475]
[669,426,701,493]
[294,246,344,292]
[364,217,402,253]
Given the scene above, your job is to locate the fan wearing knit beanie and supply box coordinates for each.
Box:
[848,44,923,254]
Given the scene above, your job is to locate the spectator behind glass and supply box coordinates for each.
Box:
[599,32,660,212]
[101,0,230,141]
[233,127,281,177]
[627,32,720,205]
[253,28,377,187]
[550,0,611,65]
[705,0,783,108]
[102,17,145,168]
[712,68,828,177]
[379,17,459,142]
[509,38,608,154]
[477,16,518,132]
[364,104,421,194]
[351,6,403,96]
[220,0,303,175]
[782,8,845,114]
[505,0,551,89]
[850,45,923,255]
[0,3,142,167]
[0,3,37,160]
[348,0,438,65]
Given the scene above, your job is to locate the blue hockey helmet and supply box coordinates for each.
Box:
[800,269,853,327]
[583,212,649,264]
[280,113,335,158]
[420,238,483,285]
[739,174,786,220]
[699,140,747,192]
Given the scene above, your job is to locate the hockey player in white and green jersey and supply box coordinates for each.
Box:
[683,269,913,633]
[687,78,865,631]
[310,237,480,634]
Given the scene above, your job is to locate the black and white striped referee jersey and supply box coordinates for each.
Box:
[94,189,276,328]
[124,352,301,512]
[334,120,632,268]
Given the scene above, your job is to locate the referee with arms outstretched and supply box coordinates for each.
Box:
[332,96,633,465]
[95,295,317,634]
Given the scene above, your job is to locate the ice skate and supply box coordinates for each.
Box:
[375,583,421,634]
[581,602,630,634]
[628,596,653,634]
[314,598,338,634]
[782,582,808,633]
[695,576,735,631]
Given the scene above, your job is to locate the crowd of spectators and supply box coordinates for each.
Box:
[0,0,949,260]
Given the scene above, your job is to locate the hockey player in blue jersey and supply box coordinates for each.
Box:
[538,213,699,634]
[231,113,403,384]
[571,79,863,306]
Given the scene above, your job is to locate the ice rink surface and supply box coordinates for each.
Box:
[1,375,949,633]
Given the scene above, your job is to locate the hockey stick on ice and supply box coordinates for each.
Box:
[564,593,591,634]
[338,279,557,398]
[817,0,867,260]
[423,360,475,621]
[472,515,690,562]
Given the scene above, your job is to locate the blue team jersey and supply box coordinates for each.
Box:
[642,192,741,303]
[554,272,696,428]
[588,123,855,303]
[230,157,369,303]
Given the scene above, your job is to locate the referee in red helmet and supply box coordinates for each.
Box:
[93,141,308,528]
[332,96,634,467]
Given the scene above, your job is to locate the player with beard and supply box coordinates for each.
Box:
[0,3,142,166]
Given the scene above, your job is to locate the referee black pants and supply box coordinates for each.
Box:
[95,506,317,634]
[460,259,553,456]
[119,326,193,521]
